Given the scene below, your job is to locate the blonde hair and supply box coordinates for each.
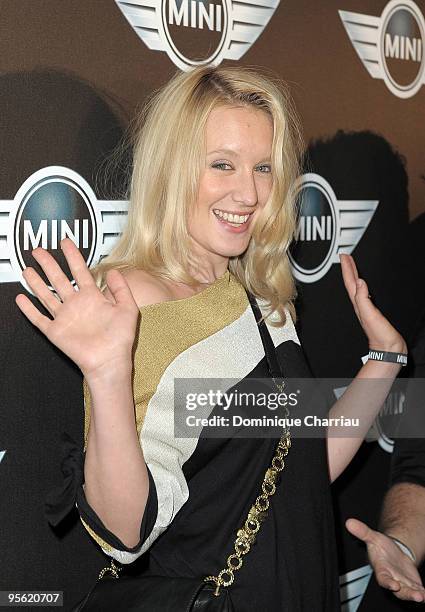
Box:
[91,64,303,326]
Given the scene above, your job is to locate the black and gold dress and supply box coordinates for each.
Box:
[47,268,340,611]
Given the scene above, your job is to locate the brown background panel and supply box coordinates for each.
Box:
[1,0,423,217]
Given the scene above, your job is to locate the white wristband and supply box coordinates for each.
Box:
[388,535,416,563]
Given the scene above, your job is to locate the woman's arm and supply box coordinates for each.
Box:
[327,355,403,482]
[14,239,157,559]
[83,362,149,549]
[327,254,407,482]
[81,270,168,550]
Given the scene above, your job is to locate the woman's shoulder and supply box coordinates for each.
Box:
[104,268,173,309]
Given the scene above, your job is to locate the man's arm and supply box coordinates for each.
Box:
[345,496,425,604]
[379,482,425,567]
[345,417,425,601]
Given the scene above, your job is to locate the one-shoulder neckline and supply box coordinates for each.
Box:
[138,268,233,312]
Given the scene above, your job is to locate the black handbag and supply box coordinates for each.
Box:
[72,574,234,611]
[70,292,290,612]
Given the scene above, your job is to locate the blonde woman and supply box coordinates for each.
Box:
[16,66,409,610]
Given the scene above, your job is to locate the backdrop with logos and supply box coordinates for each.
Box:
[1,1,424,610]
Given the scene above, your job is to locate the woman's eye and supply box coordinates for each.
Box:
[212,162,232,171]
[211,162,271,173]
[256,164,272,173]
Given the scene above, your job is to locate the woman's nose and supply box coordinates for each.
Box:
[232,172,258,207]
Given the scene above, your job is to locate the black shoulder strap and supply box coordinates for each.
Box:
[246,291,284,380]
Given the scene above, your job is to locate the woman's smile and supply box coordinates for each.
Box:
[212,208,255,232]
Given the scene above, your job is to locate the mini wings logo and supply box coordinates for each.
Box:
[0,167,128,295]
[339,0,425,98]
[339,565,372,611]
[288,173,378,284]
[115,0,279,71]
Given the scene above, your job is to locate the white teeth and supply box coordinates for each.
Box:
[213,209,250,224]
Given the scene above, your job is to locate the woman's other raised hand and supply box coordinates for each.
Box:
[339,253,407,355]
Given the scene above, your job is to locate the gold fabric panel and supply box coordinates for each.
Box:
[79,517,112,552]
[82,269,248,450]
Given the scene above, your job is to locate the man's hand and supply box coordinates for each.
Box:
[346,517,425,603]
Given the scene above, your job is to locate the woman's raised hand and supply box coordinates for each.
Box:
[339,254,407,355]
[15,238,140,381]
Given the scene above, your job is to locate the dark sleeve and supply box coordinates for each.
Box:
[44,432,158,564]
[390,437,425,489]
[389,340,425,489]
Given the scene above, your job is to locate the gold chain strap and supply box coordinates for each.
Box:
[204,377,291,596]
[98,558,122,580]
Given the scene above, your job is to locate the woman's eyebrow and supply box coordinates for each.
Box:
[207,147,239,156]
[207,148,271,162]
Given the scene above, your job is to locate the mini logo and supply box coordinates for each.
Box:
[339,0,425,98]
[0,167,128,295]
[339,565,372,611]
[369,390,405,454]
[115,0,279,71]
[289,173,378,284]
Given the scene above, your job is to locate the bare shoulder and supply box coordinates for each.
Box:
[118,268,172,308]
[100,268,171,307]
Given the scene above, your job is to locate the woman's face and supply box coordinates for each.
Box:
[188,104,273,269]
